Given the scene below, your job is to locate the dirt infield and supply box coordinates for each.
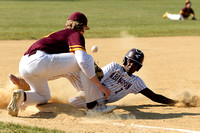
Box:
[0,37,200,132]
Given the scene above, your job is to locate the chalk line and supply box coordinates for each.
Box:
[112,123,200,133]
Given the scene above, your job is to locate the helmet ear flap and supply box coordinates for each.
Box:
[123,56,143,72]
[123,57,127,65]
[136,65,142,71]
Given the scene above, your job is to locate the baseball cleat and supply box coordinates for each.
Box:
[9,74,20,85]
[163,12,168,19]
[7,89,24,117]
[87,104,116,115]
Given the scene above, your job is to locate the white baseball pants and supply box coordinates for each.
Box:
[167,14,184,20]
[19,50,102,106]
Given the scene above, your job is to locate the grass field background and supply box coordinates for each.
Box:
[0,0,199,40]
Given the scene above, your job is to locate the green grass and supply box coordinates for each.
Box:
[0,121,65,133]
[0,0,200,39]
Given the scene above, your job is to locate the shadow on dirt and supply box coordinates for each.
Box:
[18,103,200,120]
[19,103,86,119]
[117,104,200,120]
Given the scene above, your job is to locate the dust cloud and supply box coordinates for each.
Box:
[0,83,17,108]
[0,77,78,109]
[175,91,200,107]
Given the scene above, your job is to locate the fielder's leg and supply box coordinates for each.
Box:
[80,71,116,115]
[166,14,182,20]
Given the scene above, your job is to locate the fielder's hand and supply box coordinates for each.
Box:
[98,85,111,100]
[90,75,111,100]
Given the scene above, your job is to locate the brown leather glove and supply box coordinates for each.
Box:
[94,62,104,81]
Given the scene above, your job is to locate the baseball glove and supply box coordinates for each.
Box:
[94,62,104,81]
[192,17,196,20]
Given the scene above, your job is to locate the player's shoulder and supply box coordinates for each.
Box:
[64,29,84,38]
[107,62,122,68]
[102,62,122,72]
[190,8,194,12]
[133,75,142,80]
[132,74,145,84]
[109,62,119,65]
[182,6,188,11]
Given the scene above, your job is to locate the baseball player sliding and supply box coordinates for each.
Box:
[9,48,177,110]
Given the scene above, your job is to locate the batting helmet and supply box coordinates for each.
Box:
[123,48,144,71]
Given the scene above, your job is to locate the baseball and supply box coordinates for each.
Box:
[91,46,98,53]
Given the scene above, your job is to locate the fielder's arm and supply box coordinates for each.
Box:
[140,88,177,106]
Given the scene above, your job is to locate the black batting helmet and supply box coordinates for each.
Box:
[123,48,144,71]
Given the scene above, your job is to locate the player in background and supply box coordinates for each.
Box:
[7,12,116,117]
[163,0,196,20]
[9,48,177,109]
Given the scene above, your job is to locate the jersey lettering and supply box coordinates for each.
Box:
[110,72,132,90]
[114,88,123,94]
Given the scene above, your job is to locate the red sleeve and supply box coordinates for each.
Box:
[68,32,86,53]
[180,7,187,14]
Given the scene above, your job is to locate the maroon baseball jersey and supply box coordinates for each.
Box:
[180,7,194,18]
[24,29,86,56]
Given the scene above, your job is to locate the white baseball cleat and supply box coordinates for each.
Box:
[7,89,24,117]
[87,104,116,115]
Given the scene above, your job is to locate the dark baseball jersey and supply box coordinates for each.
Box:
[24,29,86,56]
[180,7,194,18]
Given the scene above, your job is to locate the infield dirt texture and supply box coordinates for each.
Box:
[0,36,200,132]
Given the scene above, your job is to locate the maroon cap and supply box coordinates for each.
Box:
[68,12,89,30]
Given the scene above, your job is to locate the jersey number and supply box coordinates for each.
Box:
[115,88,123,94]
